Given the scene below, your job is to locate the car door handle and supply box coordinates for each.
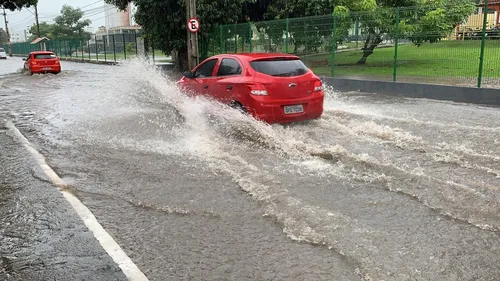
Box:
[226,85,233,91]
[203,85,209,89]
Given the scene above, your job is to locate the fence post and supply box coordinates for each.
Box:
[81,39,84,59]
[95,35,98,61]
[286,18,289,53]
[355,17,359,48]
[152,40,155,63]
[135,32,138,55]
[123,33,127,60]
[249,22,253,53]
[234,23,237,53]
[219,25,223,53]
[478,0,489,88]
[88,39,91,60]
[103,36,107,62]
[393,7,400,82]
[331,14,337,77]
[112,34,116,62]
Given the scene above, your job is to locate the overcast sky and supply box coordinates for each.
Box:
[5,0,108,39]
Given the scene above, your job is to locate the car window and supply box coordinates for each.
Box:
[34,53,57,59]
[0,48,5,52]
[249,58,309,77]
[194,59,217,78]
[217,58,242,76]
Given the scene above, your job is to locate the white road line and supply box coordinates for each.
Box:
[6,122,149,281]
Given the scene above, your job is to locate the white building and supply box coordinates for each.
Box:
[105,3,131,31]
[85,26,95,34]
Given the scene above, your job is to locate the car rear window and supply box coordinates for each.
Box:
[34,53,57,59]
[0,48,5,52]
[249,58,309,77]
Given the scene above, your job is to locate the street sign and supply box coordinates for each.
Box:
[187,17,200,33]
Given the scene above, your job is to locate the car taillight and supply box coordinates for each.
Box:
[314,80,323,92]
[55,60,59,64]
[248,83,268,96]
[32,61,37,65]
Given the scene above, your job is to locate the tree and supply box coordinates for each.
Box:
[28,21,53,41]
[0,28,8,44]
[51,5,91,39]
[106,0,251,71]
[0,0,36,11]
[257,0,476,64]
[351,0,476,64]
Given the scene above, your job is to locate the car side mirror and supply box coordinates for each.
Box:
[183,71,194,79]
[22,58,26,61]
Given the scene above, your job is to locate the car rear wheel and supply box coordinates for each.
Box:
[230,101,247,114]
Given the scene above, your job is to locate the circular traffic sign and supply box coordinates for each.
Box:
[187,17,200,33]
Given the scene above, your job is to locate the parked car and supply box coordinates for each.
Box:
[0,48,7,59]
[178,53,324,124]
[23,51,61,75]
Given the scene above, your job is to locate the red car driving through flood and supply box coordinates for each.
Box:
[178,53,324,124]
[23,51,61,75]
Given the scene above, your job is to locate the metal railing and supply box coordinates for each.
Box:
[2,33,166,63]
[209,4,500,88]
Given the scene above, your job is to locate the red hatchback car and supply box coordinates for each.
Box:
[23,51,61,75]
[178,53,324,124]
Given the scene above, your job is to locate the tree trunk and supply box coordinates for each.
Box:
[176,48,188,73]
[356,32,382,65]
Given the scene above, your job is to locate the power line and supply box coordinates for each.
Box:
[79,0,103,10]
[9,14,34,26]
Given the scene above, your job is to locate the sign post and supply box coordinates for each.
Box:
[186,0,199,71]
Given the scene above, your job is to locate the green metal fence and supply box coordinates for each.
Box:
[212,4,500,88]
[2,33,167,63]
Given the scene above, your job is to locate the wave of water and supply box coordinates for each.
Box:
[40,59,499,281]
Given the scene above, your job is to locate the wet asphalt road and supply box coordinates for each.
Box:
[1,57,499,281]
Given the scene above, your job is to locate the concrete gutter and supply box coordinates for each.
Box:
[58,57,118,65]
[322,77,500,106]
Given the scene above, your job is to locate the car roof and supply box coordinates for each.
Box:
[30,51,55,54]
[211,53,300,61]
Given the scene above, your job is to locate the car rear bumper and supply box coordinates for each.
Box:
[31,65,61,73]
[247,91,324,124]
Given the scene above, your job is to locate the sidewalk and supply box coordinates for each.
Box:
[0,127,128,281]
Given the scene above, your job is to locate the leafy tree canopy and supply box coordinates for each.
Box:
[28,5,91,40]
[105,0,251,69]
[105,0,476,66]
[0,0,36,11]
[52,5,91,39]
[28,21,53,41]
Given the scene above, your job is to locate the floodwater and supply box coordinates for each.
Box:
[1,57,499,281]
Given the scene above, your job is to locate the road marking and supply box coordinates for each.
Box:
[6,122,149,281]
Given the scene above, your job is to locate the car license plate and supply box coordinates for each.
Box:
[43,67,51,70]
[284,104,304,114]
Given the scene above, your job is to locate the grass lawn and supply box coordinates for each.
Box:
[303,40,500,79]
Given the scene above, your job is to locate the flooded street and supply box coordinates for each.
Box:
[1,57,499,281]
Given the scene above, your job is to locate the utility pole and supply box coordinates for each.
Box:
[2,8,12,56]
[186,0,198,70]
[34,4,40,38]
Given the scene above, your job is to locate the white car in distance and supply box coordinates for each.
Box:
[0,48,7,59]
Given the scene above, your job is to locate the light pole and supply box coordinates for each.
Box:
[186,0,199,70]
[2,8,12,56]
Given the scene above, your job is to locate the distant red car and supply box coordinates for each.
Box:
[178,53,324,124]
[23,51,61,75]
